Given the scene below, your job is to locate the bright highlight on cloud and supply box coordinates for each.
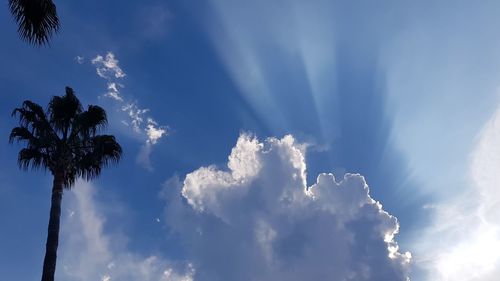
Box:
[415,104,500,281]
[164,134,411,281]
[88,52,168,170]
[59,181,194,281]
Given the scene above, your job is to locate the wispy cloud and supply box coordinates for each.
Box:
[91,52,126,102]
[86,52,168,170]
[59,181,194,281]
[121,102,150,133]
[119,102,167,171]
[75,56,85,64]
[414,104,500,281]
[106,82,124,102]
[92,52,126,79]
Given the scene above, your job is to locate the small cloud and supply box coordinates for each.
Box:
[121,103,167,171]
[87,52,169,171]
[146,118,167,144]
[75,56,85,64]
[422,203,437,210]
[92,52,126,79]
[105,82,124,101]
[120,104,167,171]
[90,52,126,101]
[121,102,149,133]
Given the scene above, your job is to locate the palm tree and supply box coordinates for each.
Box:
[8,0,60,45]
[9,87,122,281]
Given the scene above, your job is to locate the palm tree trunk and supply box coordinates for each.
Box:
[41,173,64,281]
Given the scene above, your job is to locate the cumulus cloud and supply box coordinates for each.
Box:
[163,134,411,281]
[87,52,168,170]
[414,105,500,281]
[59,181,194,281]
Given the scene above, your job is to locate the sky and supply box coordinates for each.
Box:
[1,1,500,280]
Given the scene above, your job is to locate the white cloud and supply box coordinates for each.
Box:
[119,104,168,144]
[59,181,194,281]
[75,56,84,64]
[146,118,167,145]
[164,133,411,281]
[106,82,124,101]
[92,52,126,79]
[121,102,150,133]
[136,119,168,171]
[414,105,500,281]
[90,52,126,101]
[88,52,168,170]
[120,104,168,171]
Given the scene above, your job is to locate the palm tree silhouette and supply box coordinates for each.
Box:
[9,87,122,281]
[8,0,60,45]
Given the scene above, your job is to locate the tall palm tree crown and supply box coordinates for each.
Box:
[9,87,122,281]
[8,0,60,45]
[10,87,122,186]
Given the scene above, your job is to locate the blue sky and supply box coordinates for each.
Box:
[1,1,500,280]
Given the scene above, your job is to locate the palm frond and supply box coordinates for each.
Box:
[12,100,45,125]
[71,105,108,139]
[78,135,122,180]
[62,166,78,188]
[11,100,58,142]
[17,147,50,171]
[48,87,82,139]
[8,0,60,45]
[9,126,37,143]
[93,135,122,164]
[11,107,37,127]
